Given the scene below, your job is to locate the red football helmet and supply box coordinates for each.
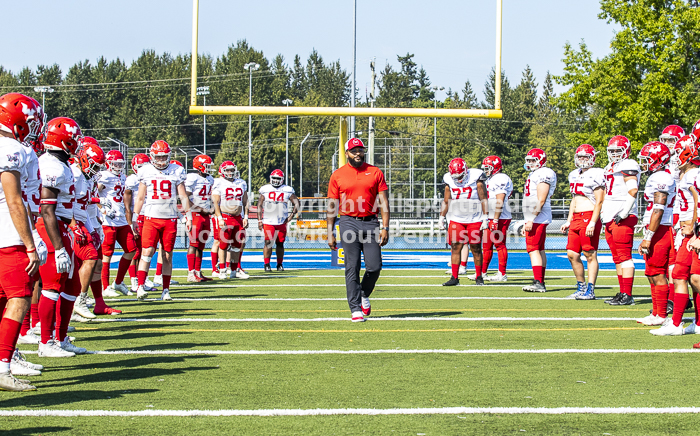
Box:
[691,119,700,141]
[659,125,685,146]
[0,93,44,145]
[78,142,106,179]
[105,150,126,175]
[448,158,467,182]
[574,144,596,169]
[193,154,212,174]
[677,139,699,168]
[524,148,546,171]
[270,169,284,187]
[149,140,171,170]
[131,153,150,174]
[219,161,238,180]
[607,135,631,164]
[170,159,183,168]
[43,117,82,155]
[481,155,503,177]
[638,141,671,173]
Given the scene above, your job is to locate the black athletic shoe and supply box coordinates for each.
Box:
[475,276,484,286]
[605,292,623,305]
[609,293,635,306]
[530,280,547,293]
[686,299,694,311]
[667,300,674,317]
[443,276,460,286]
[264,264,272,272]
[277,264,284,272]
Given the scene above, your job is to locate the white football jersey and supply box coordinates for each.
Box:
[125,173,140,214]
[87,181,101,229]
[642,170,676,226]
[523,167,557,224]
[138,163,187,219]
[185,173,214,213]
[213,177,247,214]
[21,145,41,214]
[39,152,74,221]
[669,161,682,215]
[99,170,127,227]
[601,159,641,224]
[259,184,295,225]
[486,172,513,220]
[0,137,29,248]
[443,169,486,224]
[71,163,92,224]
[675,168,699,222]
[568,167,605,205]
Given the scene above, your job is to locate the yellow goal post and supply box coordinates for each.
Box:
[188,0,503,166]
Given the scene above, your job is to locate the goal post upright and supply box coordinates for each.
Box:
[190,0,199,107]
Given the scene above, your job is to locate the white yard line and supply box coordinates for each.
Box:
[92,316,643,323]
[2,406,700,417]
[106,296,650,302]
[171,283,650,288]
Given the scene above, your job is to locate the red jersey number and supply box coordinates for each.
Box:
[113,185,124,203]
[151,180,173,200]
[225,187,243,201]
[61,185,76,210]
[451,187,472,200]
[605,174,615,195]
[268,191,285,202]
[198,184,212,199]
[569,182,584,196]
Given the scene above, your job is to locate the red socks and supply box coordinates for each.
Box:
[460,261,467,267]
[694,292,700,324]
[55,293,76,342]
[195,255,203,272]
[91,280,104,306]
[38,292,58,344]
[218,263,226,272]
[187,253,196,271]
[668,283,676,302]
[115,256,131,284]
[163,275,171,290]
[211,252,218,272]
[137,270,147,287]
[101,263,111,290]
[621,277,634,296]
[0,318,21,369]
[264,258,271,265]
[156,262,163,276]
[497,245,508,274]
[533,266,544,283]
[451,263,460,279]
[655,285,669,318]
[672,293,689,327]
[20,311,30,336]
[30,303,39,329]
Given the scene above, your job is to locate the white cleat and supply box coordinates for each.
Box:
[153,275,163,286]
[136,285,148,301]
[113,282,130,295]
[161,289,172,301]
[102,286,121,298]
[73,294,96,319]
[0,372,36,391]
[650,318,684,336]
[684,322,700,335]
[637,314,656,325]
[60,338,87,354]
[38,340,75,358]
[187,271,200,282]
[351,311,365,322]
[234,268,249,279]
[485,272,507,282]
[145,278,157,289]
[12,349,43,372]
[646,315,667,326]
[131,277,139,293]
[16,331,40,345]
[85,297,95,308]
[170,278,179,285]
[467,272,487,281]
[71,313,91,323]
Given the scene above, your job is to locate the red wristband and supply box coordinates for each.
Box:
[26,247,36,253]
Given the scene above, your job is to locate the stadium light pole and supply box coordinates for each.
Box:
[196,86,210,155]
[432,86,444,199]
[33,86,54,115]
[350,0,357,138]
[283,98,293,185]
[244,62,260,190]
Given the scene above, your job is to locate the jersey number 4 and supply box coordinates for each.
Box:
[268,191,285,202]
[198,184,212,199]
[151,180,173,199]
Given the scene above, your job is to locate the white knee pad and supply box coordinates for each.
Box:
[59,292,77,302]
[620,260,634,269]
[230,247,241,253]
[141,254,153,263]
[41,290,59,301]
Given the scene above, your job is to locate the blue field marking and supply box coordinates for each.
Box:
[110,250,645,270]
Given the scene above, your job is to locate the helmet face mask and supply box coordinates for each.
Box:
[151,153,169,170]
[524,148,546,172]
[480,164,493,177]
[574,144,596,169]
[219,161,237,180]
[638,141,671,174]
[270,169,284,187]
[448,158,467,183]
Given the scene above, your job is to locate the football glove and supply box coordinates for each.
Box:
[54,247,71,274]
[70,223,88,246]
[32,229,48,266]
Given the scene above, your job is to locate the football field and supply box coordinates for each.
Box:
[4,264,700,435]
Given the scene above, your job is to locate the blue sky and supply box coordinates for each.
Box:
[5,1,615,101]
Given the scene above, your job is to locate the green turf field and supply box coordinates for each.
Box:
[4,268,700,435]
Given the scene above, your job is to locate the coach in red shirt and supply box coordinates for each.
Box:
[327,138,390,322]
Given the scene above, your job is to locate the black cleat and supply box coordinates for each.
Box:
[609,293,635,306]
[475,276,485,286]
[443,276,460,286]
[667,300,674,317]
[686,299,694,311]
[264,264,272,272]
[605,292,623,305]
[277,264,284,272]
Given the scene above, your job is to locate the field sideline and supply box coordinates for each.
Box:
[4,265,700,435]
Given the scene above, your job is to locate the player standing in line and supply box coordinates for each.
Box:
[124,153,156,293]
[634,142,675,328]
[99,150,137,297]
[185,154,214,282]
[481,155,512,282]
[601,136,640,305]
[212,161,249,279]
[69,141,106,325]
[661,126,685,313]
[652,139,699,334]
[36,117,84,357]
[257,169,299,272]
[561,144,605,300]
[439,158,488,286]
[0,93,46,390]
[521,148,557,292]
[133,141,190,301]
